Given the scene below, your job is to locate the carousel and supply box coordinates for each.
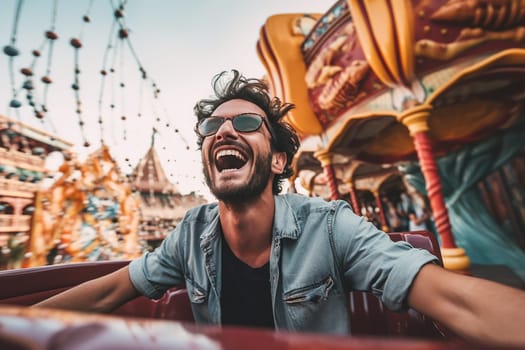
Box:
[257,0,525,279]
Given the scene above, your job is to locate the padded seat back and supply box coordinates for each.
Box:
[0,231,446,337]
[348,230,445,338]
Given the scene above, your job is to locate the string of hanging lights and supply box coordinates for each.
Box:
[68,0,95,148]
[2,0,196,182]
[4,0,25,117]
[4,0,59,152]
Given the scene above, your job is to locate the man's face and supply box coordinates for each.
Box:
[200,99,274,203]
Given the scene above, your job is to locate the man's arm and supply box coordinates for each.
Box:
[33,265,140,313]
[408,263,525,348]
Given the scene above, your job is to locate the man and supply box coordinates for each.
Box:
[35,70,525,347]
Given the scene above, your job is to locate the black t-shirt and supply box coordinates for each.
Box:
[220,239,274,329]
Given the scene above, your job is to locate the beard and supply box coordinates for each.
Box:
[203,152,272,204]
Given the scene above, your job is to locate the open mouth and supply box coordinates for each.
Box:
[215,149,247,172]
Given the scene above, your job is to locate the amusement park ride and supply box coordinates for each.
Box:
[1,0,525,348]
[257,0,525,277]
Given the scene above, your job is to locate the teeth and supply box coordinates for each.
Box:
[215,149,246,162]
[214,148,248,173]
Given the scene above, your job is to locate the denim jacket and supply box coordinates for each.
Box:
[129,193,438,334]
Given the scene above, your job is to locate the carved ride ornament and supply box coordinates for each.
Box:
[27,146,141,266]
[417,0,525,60]
[305,23,371,112]
[298,0,525,131]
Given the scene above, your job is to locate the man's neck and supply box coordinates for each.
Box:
[218,189,275,268]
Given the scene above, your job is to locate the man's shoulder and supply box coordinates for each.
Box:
[275,194,358,241]
[278,193,348,214]
[278,193,344,208]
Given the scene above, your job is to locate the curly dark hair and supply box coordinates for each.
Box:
[193,70,300,194]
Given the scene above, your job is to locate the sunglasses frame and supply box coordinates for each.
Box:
[196,113,277,144]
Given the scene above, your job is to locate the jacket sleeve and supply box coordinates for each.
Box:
[129,223,186,299]
[330,200,438,310]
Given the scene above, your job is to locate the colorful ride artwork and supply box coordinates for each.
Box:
[257,0,525,280]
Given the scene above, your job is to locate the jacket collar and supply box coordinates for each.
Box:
[272,195,301,240]
[199,194,302,249]
[199,204,221,250]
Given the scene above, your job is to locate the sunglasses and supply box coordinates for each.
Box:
[196,113,275,140]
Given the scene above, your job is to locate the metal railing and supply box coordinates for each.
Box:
[0,178,39,194]
[0,214,32,232]
[0,148,45,169]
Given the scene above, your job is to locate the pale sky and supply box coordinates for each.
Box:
[1,0,334,200]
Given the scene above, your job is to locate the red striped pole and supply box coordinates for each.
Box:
[398,105,455,248]
[315,150,340,200]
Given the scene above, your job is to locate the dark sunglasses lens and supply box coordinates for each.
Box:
[199,117,224,136]
[233,114,263,132]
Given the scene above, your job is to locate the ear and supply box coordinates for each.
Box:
[271,152,287,174]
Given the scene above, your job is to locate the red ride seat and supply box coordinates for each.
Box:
[0,230,447,338]
[348,230,447,338]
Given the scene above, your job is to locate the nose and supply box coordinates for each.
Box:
[214,118,237,140]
